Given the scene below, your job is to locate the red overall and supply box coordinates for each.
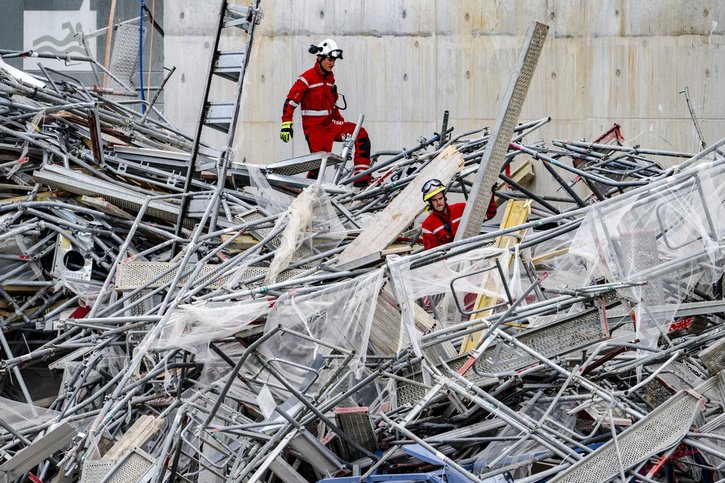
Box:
[282,62,371,183]
[421,197,497,250]
[421,202,466,250]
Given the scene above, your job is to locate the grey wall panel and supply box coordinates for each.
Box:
[162,0,721,198]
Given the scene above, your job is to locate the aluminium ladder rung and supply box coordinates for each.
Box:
[204,102,235,133]
[213,51,246,82]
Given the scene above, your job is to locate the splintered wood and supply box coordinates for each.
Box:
[337,145,464,266]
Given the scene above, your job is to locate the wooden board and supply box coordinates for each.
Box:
[336,145,464,266]
[103,415,163,460]
[459,199,532,353]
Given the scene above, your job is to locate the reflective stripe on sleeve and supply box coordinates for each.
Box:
[301,109,331,116]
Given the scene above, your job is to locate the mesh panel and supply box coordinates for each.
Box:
[80,459,115,483]
[619,231,664,305]
[552,390,702,483]
[700,337,725,376]
[107,24,142,95]
[116,262,302,291]
[104,450,153,483]
[475,308,607,374]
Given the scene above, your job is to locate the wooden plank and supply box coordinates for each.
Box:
[337,145,464,266]
[220,232,260,251]
[526,247,569,266]
[103,415,163,460]
[80,195,135,220]
[460,199,532,353]
[494,159,535,204]
[0,190,61,206]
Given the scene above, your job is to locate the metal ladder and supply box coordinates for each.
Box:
[173,0,263,239]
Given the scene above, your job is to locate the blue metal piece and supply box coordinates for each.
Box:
[318,472,445,483]
[317,445,474,483]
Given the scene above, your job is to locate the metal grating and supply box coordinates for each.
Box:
[475,307,608,375]
[81,459,115,483]
[116,261,303,291]
[124,290,154,317]
[644,377,676,408]
[699,336,725,376]
[101,449,153,483]
[456,21,549,240]
[619,231,664,305]
[334,407,378,460]
[265,152,344,176]
[395,355,496,406]
[395,372,427,407]
[551,390,703,483]
[107,24,142,95]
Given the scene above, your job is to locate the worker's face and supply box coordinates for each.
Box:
[320,56,336,72]
[429,192,446,212]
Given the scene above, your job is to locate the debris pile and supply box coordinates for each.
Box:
[1,34,725,483]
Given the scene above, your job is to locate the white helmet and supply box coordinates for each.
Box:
[308,39,343,59]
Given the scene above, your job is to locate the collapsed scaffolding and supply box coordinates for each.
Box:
[0,6,724,483]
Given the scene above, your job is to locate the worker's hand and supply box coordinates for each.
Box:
[280,121,293,143]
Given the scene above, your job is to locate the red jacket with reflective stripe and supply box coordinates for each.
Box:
[282,62,343,127]
[421,198,497,250]
[421,202,466,250]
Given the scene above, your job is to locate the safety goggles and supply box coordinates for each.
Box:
[326,49,344,60]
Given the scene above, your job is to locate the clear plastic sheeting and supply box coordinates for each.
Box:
[0,396,62,432]
[388,246,509,356]
[246,163,293,215]
[151,298,271,354]
[54,276,105,306]
[256,268,385,389]
[473,400,577,476]
[266,184,347,283]
[570,160,725,349]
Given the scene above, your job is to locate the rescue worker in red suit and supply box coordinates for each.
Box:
[280,39,372,187]
[421,179,497,250]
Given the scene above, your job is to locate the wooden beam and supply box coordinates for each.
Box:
[337,145,464,266]
[103,415,163,460]
[459,199,532,353]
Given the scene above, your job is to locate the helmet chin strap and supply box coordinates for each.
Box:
[317,56,331,73]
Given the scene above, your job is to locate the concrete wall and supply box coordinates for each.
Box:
[164,0,724,170]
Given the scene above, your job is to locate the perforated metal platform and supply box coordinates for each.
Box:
[107,24,142,95]
[699,336,725,376]
[551,389,704,483]
[81,459,115,483]
[619,231,663,305]
[474,306,609,375]
[100,449,154,483]
[116,261,303,291]
[456,21,548,240]
[265,152,344,176]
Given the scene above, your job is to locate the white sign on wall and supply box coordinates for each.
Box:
[23,0,97,71]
